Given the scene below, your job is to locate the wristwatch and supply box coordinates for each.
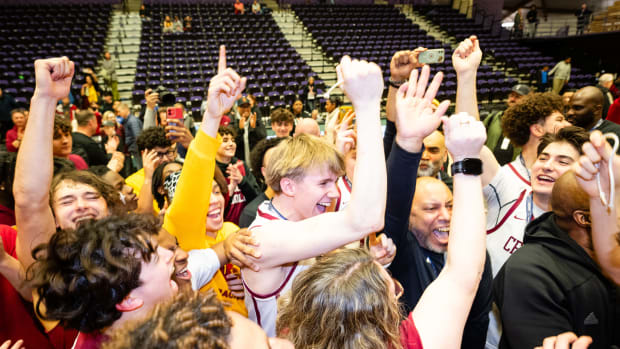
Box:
[451,158,483,175]
[388,77,407,89]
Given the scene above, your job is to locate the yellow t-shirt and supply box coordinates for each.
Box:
[163,131,247,316]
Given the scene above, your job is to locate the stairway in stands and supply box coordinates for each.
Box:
[265,0,342,101]
[98,10,142,103]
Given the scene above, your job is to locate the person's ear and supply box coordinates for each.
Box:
[279,177,296,197]
[115,295,144,312]
[530,122,545,138]
[261,166,267,178]
[573,210,591,228]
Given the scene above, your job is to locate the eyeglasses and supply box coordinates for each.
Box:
[155,150,176,158]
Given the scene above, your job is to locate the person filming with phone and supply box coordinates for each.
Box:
[233,96,266,167]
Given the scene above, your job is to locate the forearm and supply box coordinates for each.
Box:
[384,142,422,247]
[590,196,620,284]
[345,102,386,233]
[455,72,479,120]
[143,107,157,129]
[135,175,155,215]
[200,108,220,138]
[14,94,57,269]
[0,255,32,301]
[444,174,485,292]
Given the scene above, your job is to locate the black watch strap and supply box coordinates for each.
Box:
[388,78,407,88]
[451,158,483,175]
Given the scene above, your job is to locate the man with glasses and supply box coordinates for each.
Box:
[125,126,176,199]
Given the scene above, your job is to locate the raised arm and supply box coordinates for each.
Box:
[142,89,159,129]
[453,36,499,185]
[573,130,620,285]
[251,56,386,269]
[385,48,426,157]
[14,57,73,269]
[413,112,487,349]
[453,35,481,120]
[385,65,450,247]
[164,45,247,251]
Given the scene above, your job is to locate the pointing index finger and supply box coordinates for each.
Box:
[218,45,226,74]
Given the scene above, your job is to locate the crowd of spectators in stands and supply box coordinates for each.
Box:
[1,9,620,349]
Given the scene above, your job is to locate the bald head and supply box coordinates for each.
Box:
[566,86,604,129]
[551,171,589,220]
[294,118,320,137]
[409,177,453,253]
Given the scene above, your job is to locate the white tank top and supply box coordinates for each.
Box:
[243,200,308,337]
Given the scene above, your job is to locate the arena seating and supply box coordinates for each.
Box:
[292,4,516,102]
[0,3,112,107]
[419,5,596,90]
[135,2,321,119]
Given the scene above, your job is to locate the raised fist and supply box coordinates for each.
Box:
[442,112,486,161]
[34,57,74,100]
[390,47,427,82]
[336,56,383,107]
[452,35,482,76]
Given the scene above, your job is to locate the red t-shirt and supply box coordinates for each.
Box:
[399,313,423,349]
[68,154,89,170]
[0,225,78,348]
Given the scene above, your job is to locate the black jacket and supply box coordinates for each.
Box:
[384,140,492,349]
[494,212,620,349]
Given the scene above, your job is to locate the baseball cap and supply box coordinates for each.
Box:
[237,96,250,107]
[511,84,531,96]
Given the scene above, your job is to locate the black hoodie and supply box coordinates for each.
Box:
[494,212,620,349]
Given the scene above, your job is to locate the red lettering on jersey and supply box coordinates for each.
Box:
[503,236,523,254]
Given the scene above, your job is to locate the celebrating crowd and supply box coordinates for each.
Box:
[0,35,619,349]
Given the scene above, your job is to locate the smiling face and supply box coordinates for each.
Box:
[217,134,237,162]
[273,121,293,138]
[52,180,109,230]
[129,243,179,311]
[206,180,225,233]
[156,228,191,290]
[289,165,340,220]
[409,178,453,253]
[531,141,580,203]
[11,111,26,128]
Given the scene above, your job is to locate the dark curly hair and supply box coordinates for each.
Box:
[250,137,287,189]
[537,125,589,156]
[101,291,231,349]
[218,125,237,139]
[27,213,161,333]
[137,127,172,152]
[502,92,564,147]
[53,116,72,139]
[50,170,122,214]
[270,108,294,125]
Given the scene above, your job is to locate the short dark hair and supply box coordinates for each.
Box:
[50,170,122,213]
[53,116,72,139]
[28,213,161,333]
[250,137,287,188]
[88,165,112,178]
[136,127,172,152]
[537,126,589,156]
[502,92,564,147]
[10,108,26,118]
[75,110,95,127]
[101,291,231,349]
[328,95,342,107]
[218,125,237,139]
[270,108,294,125]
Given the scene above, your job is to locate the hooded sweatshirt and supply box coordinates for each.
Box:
[494,212,620,349]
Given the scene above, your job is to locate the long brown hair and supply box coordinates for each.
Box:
[277,248,403,349]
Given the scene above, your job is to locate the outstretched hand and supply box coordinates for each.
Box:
[442,112,486,161]
[395,65,450,153]
[452,35,482,76]
[205,46,247,121]
[34,57,74,100]
[336,56,383,108]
